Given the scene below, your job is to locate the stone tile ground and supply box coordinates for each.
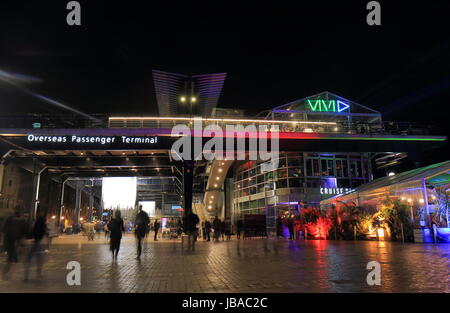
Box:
[0,234,449,293]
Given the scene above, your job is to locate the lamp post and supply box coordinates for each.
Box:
[180,95,197,116]
[180,80,197,116]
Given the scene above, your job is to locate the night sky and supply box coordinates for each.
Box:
[0,1,449,141]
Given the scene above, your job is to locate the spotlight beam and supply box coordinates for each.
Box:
[0,69,100,122]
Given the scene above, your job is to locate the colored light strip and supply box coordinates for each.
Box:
[278,133,445,141]
[109,117,337,125]
[0,130,445,142]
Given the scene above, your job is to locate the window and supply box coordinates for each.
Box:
[276,168,287,179]
[335,160,343,177]
[265,171,274,181]
[288,168,302,177]
[313,159,320,176]
[321,159,328,176]
[277,179,288,188]
[256,174,264,184]
[288,155,302,167]
[306,159,313,176]
[342,160,349,177]
[279,156,287,168]
[327,160,335,176]
[288,178,304,188]
[350,160,360,177]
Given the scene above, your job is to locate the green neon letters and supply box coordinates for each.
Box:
[307,100,349,112]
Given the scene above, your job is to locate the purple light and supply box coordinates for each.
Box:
[277,202,299,205]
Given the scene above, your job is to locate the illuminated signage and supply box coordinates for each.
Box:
[307,99,350,112]
[27,134,158,145]
[320,187,352,195]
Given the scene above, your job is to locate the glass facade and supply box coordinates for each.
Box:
[233,152,370,235]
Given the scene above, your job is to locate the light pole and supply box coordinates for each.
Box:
[180,95,197,116]
[179,80,197,116]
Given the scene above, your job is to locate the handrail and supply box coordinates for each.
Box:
[0,114,444,137]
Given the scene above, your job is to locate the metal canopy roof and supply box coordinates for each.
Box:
[3,149,182,179]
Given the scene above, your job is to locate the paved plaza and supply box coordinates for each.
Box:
[0,234,449,293]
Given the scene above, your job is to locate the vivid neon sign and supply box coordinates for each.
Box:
[307,100,350,112]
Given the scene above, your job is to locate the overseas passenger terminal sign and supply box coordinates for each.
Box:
[21,134,166,150]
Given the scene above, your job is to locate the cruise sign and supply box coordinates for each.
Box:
[320,187,353,196]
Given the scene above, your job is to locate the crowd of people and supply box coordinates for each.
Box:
[1,209,58,281]
[201,216,243,242]
[1,204,251,280]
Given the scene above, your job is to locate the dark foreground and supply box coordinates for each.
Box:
[0,234,449,293]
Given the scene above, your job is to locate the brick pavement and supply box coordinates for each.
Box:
[0,234,449,293]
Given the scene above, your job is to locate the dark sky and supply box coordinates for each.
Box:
[0,1,449,138]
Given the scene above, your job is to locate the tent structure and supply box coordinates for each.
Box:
[321,160,450,241]
[265,91,383,125]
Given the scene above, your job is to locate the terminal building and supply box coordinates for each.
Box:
[0,71,447,238]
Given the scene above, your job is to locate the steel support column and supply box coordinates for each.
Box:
[30,159,46,223]
[182,160,194,217]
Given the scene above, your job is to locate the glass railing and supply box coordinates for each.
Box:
[0,114,443,137]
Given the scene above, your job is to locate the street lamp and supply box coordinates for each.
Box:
[179,94,198,115]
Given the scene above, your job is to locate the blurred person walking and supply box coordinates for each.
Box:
[104,222,110,240]
[46,217,58,251]
[134,205,149,259]
[95,222,102,238]
[108,210,125,261]
[212,216,221,242]
[276,216,282,238]
[185,211,199,251]
[84,221,95,241]
[24,212,47,281]
[2,210,27,280]
[236,219,243,239]
[204,219,212,241]
[288,217,295,240]
[220,220,226,241]
[153,219,160,241]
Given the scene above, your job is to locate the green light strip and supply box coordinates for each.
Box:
[321,136,445,141]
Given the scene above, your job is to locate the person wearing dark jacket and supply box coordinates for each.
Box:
[153,219,160,241]
[204,220,212,241]
[236,219,243,239]
[2,210,27,280]
[220,220,227,241]
[134,205,150,259]
[108,210,125,261]
[288,217,295,240]
[212,216,221,242]
[24,213,47,281]
[185,212,199,251]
